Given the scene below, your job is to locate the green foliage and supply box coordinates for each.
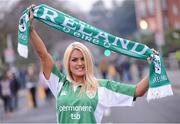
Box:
[90,0,137,37]
[132,32,156,49]
[163,29,180,56]
[140,33,156,49]
[176,50,180,61]
[134,30,180,57]
[111,0,137,37]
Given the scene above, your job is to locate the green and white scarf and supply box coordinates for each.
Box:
[18,4,173,101]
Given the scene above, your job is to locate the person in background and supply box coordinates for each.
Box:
[108,64,118,81]
[0,71,13,115]
[39,71,52,103]
[9,72,20,110]
[27,64,38,108]
[0,75,2,98]
[121,57,132,82]
[18,67,27,88]
[136,60,146,79]
[99,58,108,79]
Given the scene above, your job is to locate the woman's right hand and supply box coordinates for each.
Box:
[28,4,36,27]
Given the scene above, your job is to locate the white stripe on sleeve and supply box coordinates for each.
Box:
[45,73,63,98]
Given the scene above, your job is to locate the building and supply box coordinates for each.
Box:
[167,0,180,29]
[135,0,180,31]
[135,0,180,47]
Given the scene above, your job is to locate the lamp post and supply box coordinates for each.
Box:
[155,0,165,53]
[4,34,15,72]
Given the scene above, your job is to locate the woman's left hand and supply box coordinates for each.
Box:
[147,48,160,62]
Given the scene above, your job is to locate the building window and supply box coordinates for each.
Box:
[161,0,167,11]
[140,0,146,17]
[148,0,155,15]
[175,22,180,29]
[172,4,178,16]
[163,16,169,30]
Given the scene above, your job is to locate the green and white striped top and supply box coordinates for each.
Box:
[45,64,136,123]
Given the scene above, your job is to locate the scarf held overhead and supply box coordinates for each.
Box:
[18,4,173,101]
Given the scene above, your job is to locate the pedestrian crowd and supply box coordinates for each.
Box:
[98,55,147,82]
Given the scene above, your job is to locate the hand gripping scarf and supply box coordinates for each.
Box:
[18,4,173,101]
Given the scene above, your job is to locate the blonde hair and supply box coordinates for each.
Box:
[63,42,98,94]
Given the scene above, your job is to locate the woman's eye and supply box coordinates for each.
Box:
[71,58,77,62]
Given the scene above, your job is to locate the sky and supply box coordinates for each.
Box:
[61,0,116,12]
[0,0,18,10]
[0,0,121,13]
[0,0,20,20]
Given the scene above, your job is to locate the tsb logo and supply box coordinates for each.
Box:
[71,113,80,120]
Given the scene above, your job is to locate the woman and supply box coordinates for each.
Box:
[28,5,157,123]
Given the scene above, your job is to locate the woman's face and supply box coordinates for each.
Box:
[69,49,86,79]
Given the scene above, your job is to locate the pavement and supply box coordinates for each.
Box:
[167,69,180,94]
[0,88,55,122]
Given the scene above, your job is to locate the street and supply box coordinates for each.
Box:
[102,93,180,123]
[0,101,57,123]
[0,69,180,123]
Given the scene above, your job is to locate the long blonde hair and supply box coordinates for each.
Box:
[63,42,98,94]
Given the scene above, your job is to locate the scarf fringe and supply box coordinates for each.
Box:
[17,43,28,58]
[147,84,173,101]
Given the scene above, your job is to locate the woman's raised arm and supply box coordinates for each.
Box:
[135,74,149,97]
[135,49,159,97]
[29,5,53,80]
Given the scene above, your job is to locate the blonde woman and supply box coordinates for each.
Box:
[28,5,155,123]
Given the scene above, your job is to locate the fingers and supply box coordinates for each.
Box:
[27,4,36,10]
[27,4,36,29]
[29,9,33,19]
[151,48,160,55]
[28,4,36,18]
[147,54,153,62]
[147,48,160,62]
[28,4,36,23]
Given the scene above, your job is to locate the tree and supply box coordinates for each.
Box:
[0,0,87,67]
[110,0,137,37]
[163,29,180,57]
[89,0,137,37]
